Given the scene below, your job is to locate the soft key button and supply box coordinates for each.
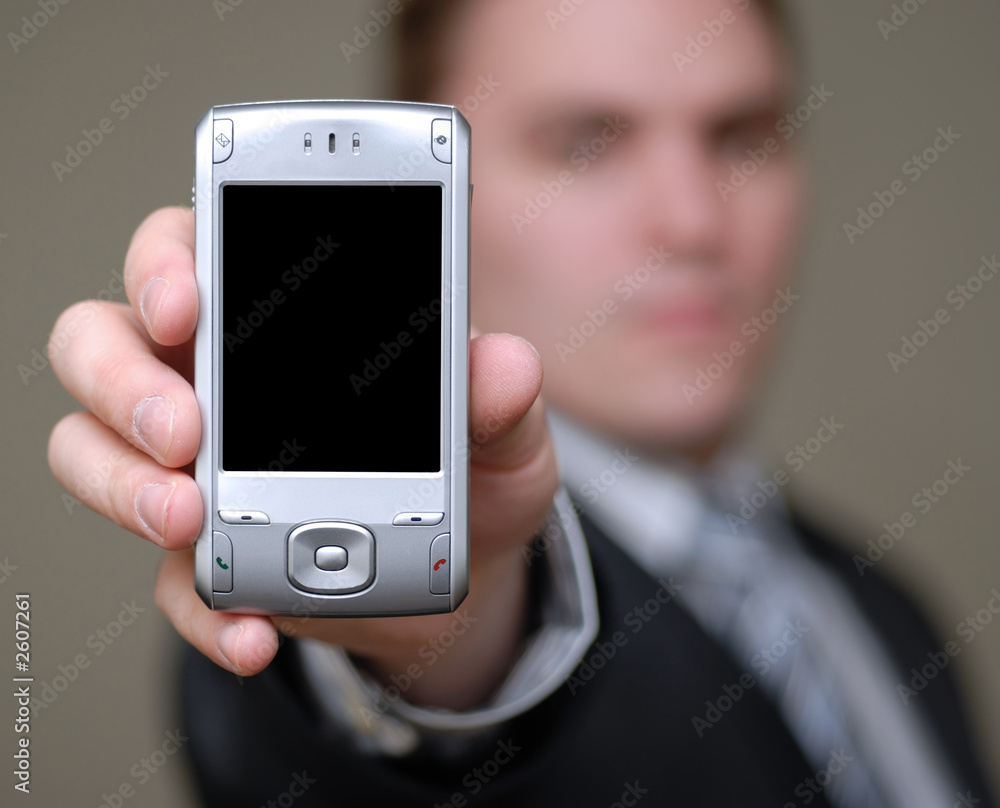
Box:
[431,119,452,164]
[392,512,444,527]
[219,511,269,525]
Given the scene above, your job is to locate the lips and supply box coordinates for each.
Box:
[641,298,729,341]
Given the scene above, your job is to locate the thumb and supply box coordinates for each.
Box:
[467,333,558,556]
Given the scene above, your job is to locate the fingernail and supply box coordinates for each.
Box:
[135,482,174,542]
[133,396,175,458]
[216,622,244,670]
[140,277,169,333]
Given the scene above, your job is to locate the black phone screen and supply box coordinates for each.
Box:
[220,183,443,473]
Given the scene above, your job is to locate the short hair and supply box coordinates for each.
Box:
[390,0,795,103]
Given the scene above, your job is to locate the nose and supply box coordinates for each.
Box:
[634,131,725,264]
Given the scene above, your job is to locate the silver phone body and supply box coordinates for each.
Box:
[193,101,469,616]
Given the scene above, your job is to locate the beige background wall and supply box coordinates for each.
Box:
[2,0,998,803]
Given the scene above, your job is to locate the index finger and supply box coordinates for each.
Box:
[123,206,198,347]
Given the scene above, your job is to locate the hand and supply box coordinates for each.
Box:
[48,206,559,709]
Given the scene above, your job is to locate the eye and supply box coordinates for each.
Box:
[712,112,780,159]
[527,113,630,164]
[562,120,614,154]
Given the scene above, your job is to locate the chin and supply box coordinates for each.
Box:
[550,369,754,458]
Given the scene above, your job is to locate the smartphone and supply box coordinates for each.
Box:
[192,101,470,616]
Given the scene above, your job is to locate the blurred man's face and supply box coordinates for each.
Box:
[436,0,807,457]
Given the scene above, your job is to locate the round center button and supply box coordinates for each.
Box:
[287,522,374,595]
[315,545,348,572]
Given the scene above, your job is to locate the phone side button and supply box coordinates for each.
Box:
[429,533,450,595]
[213,531,233,593]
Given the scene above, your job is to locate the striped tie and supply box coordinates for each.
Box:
[668,499,959,808]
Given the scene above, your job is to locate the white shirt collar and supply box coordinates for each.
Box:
[547,408,777,571]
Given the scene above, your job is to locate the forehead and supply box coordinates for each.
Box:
[447,0,790,119]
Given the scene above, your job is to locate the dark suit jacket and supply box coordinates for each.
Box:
[178,513,995,806]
